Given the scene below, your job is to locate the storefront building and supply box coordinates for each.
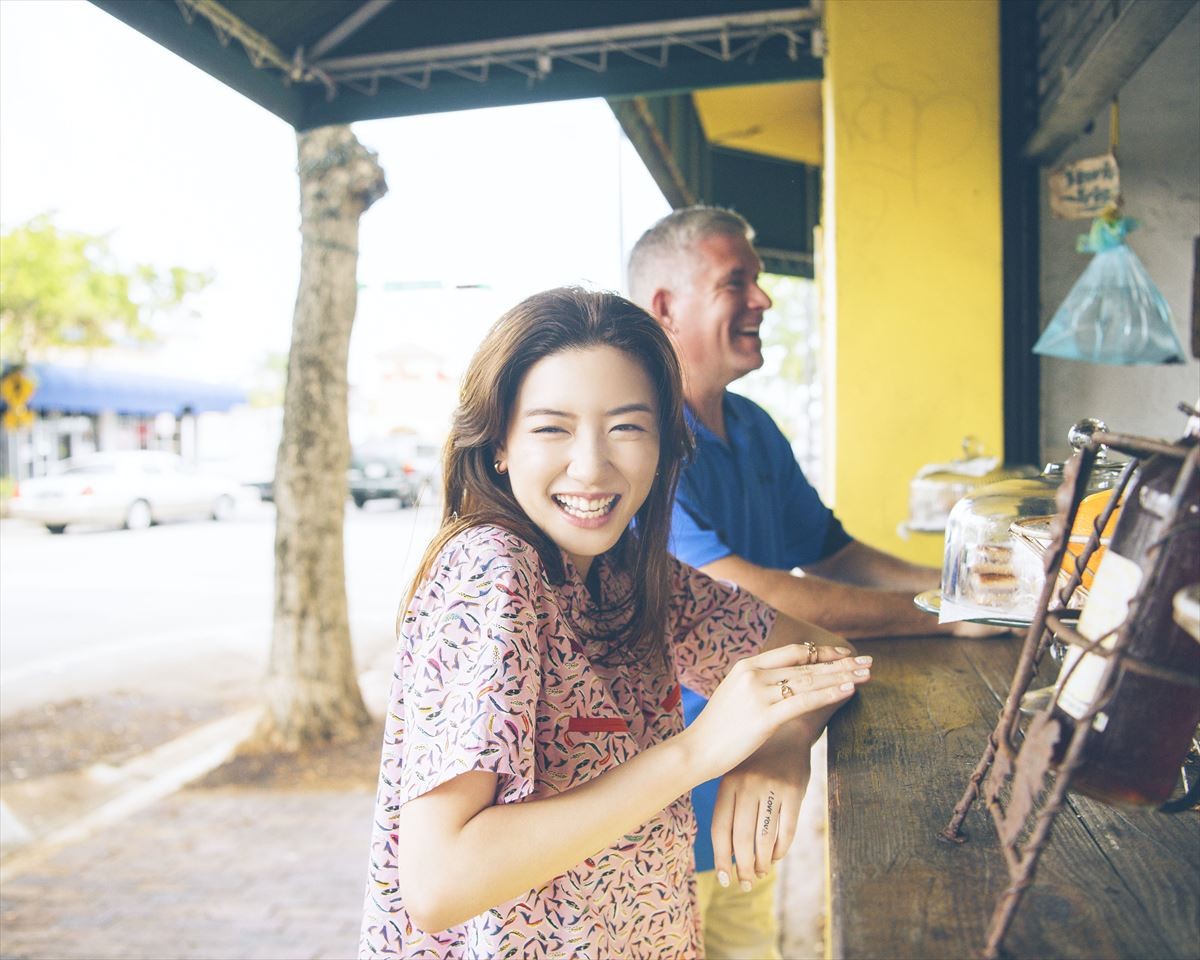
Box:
[0,362,245,481]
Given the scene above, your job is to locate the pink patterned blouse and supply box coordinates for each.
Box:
[359,524,775,959]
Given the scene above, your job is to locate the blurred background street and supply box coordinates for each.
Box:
[0,496,442,959]
[1,497,440,722]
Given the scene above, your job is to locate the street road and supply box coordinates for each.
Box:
[0,497,441,718]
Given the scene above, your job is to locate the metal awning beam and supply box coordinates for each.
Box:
[307,0,395,61]
[312,9,816,73]
[327,26,799,85]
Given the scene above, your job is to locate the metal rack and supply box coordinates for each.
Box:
[941,427,1200,960]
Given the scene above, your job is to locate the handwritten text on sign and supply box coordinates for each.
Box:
[1049,154,1120,219]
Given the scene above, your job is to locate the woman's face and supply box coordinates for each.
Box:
[499,344,660,579]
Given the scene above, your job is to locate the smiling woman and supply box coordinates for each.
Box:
[411,287,692,666]
[499,345,660,577]
[357,287,870,958]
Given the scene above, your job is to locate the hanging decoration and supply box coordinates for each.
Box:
[1034,99,1187,366]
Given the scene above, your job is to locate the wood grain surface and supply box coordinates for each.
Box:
[826,635,1200,959]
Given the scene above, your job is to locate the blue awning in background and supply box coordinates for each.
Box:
[3,363,246,416]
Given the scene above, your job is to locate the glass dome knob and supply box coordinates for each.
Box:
[1069,417,1109,460]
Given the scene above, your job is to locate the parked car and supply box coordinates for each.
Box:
[351,436,440,506]
[347,452,418,509]
[245,476,275,503]
[9,451,242,534]
[244,438,440,509]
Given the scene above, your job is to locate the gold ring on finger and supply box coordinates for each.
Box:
[779,679,794,700]
[803,640,818,663]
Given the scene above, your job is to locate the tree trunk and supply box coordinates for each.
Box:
[257,124,387,751]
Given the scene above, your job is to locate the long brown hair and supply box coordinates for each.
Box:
[404,287,692,666]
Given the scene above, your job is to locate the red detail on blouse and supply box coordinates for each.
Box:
[567,716,630,734]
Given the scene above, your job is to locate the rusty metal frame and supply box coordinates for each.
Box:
[941,428,1200,960]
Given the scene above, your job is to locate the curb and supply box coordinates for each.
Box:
[0,706,263,883]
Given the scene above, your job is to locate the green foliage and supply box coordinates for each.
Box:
[734,274,820,439]
[0,215,211,362]
[728,273,825,485]
[759,274,816,387]
[248,351,288,408]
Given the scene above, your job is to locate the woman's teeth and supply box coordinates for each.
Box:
[553,494,617,519]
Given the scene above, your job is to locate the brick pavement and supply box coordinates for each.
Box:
[0,785,375,960]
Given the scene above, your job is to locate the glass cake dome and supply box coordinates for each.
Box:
[937,419,1126,624]
[906,436,1038,534]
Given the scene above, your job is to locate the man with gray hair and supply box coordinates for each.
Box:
[628,205,981,959]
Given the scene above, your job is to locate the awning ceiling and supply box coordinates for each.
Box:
[93,0,822,129]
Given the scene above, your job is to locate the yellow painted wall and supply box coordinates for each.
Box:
[822,0,1005,566]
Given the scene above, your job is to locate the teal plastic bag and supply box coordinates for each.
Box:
[1034,217,1186,365]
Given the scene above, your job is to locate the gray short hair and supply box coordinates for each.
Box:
[626,205,755,309]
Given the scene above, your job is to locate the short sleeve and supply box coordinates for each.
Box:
[669,496,734,569]
[393,529,542,807]
[667,557,776,698]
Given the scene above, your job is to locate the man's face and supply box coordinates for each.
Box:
[664,232,772,393]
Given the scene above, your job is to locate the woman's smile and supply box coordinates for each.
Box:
[551,493,621,527]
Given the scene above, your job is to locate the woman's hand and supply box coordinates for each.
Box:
[711,738,811,891]
[682,643,871,785]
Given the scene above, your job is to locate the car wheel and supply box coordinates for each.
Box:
[124,499,152,531]
[211,495,235,522]
[45,524,67,535]
[353,494,367,509]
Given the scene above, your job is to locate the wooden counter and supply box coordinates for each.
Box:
[825,634,1200,959]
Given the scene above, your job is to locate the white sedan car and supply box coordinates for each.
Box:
[9,451,242,534]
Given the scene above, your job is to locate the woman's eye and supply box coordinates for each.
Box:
[612,423,647,433]
[532,425,566,435]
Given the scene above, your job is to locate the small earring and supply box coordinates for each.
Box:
[494,460,506,475]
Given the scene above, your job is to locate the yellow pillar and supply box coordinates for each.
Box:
[821,0,1004,565]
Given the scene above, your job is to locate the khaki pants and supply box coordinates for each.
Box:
[694,867,781,960]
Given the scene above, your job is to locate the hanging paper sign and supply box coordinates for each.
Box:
[1048,154,1120,219]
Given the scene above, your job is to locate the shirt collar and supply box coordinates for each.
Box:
[684,393,741,447]
[556,549,608,613]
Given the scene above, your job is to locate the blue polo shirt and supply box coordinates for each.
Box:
[671,392,851,872]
